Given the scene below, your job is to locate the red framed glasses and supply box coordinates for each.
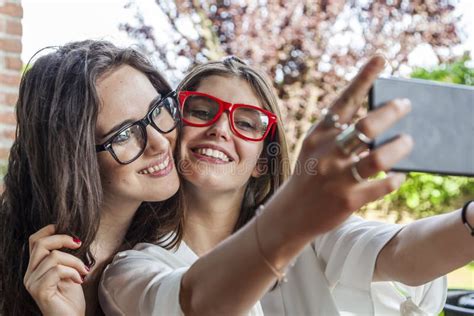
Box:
[178,91,277,141]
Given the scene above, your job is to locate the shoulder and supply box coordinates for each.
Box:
[105,242,187,271]
[99,242,190,315]
[99,242,188,300]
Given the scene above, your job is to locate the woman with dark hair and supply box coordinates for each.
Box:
[100,56,473,315]
[0,40,181,315]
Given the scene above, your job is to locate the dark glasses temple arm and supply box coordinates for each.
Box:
[96,144,107,153]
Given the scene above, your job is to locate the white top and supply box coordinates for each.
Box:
[99,216,447,315]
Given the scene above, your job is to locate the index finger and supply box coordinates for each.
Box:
[329,55,386,123]
[28,224,56,254]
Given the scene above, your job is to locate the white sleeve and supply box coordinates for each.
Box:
[313,215,403,288]
[98,247,187,316]
[99,243,265,316]
[312,215,447,315]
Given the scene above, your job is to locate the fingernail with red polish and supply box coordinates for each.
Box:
[73,237,81,244]
[85,265,90,272]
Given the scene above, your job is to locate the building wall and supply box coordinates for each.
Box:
[0,0,21,177]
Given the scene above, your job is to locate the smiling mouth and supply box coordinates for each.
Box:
[138,156,171,174]
[191,147,232,163]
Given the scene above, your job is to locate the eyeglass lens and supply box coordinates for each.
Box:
[111,96,177,163]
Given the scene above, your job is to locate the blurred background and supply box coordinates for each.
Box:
[0,0,472,293]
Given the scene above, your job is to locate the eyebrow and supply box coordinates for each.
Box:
[100,95,162,140]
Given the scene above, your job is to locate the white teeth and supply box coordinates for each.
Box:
[195,148,230,162]
[139,156,170,174]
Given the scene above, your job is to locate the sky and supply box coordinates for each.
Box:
[21,0,474,69]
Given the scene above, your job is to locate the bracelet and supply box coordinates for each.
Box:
[461,200,474,236]
[254,205,286,282]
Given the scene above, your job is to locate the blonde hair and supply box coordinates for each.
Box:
[177,56,291,230]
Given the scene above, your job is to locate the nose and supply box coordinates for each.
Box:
[206,112,232,141]
[144,125,173,156]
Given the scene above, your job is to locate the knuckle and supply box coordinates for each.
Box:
[72,257,83,269]
[25,283,34,294]
[360,66,372,78]
[317,159,337,177]
[24,280,36,296]
[35,238,46,250]
[338,91,353,106]
[28,235,37,250]
[390,100,405,116]
[52,265,62,274]
[317,165,330,177]
[356,119,374,137]
[23,276,30,290]
[332,159,346,172]
[50,250,61,260]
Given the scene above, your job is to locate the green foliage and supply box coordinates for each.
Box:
[385,173,474,219]
[411,54,474,85]
[384,55,474,220]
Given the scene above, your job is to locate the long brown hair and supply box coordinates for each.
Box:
[167,56,292,245]
[0,40,181,315]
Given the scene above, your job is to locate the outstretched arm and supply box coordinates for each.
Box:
[375,201,474,286]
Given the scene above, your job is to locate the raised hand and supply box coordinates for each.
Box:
[23,225,89,316]
[288,55,413,235]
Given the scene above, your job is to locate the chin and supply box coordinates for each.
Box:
[151,184,180,202]
[184,174,234,192]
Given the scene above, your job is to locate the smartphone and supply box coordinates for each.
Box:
[369,77,474,177]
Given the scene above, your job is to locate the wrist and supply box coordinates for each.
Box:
[256,200,310,272]
[461,200,474,236]
[467,201,474,223]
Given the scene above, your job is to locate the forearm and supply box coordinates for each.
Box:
[375,201,474,286]
[179,190,313,315]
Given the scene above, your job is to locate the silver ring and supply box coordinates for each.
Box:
[321,108,348,130]
[335,124,371,156]
[351,162,366,183]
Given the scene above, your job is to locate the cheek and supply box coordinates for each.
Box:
[166,129,178,151]
[97,155,132,186]
[238,142,264,170]
[181,126,198,141]
[97,154,115,176]
[180,127,200,151]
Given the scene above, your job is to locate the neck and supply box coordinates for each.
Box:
[84,196,141,316]
[93,197,141,260]
[183,182,245,256]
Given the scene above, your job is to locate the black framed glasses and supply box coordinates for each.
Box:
[96,91,180,165]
